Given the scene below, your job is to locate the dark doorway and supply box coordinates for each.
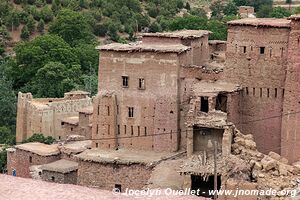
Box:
[191,175,221,198]
[115,184,122,193]
[215,94,227,112]
[200,97,209,113]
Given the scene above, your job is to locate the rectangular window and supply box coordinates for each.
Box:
[267,88,270,97]
[98,106,100,115]
[108,125,110,135]
[131,126,134,135]
[275,88,278,98]
[144,127,147,136]
[95,143,98,148]
[118,125,120,135]
[243,46,246,53]
[260,47,265,54]
[124,125,126,134]
[128,107,134,118]
[107,106,110,116]
[138,126,140,136]
[122,76,128,87]
[200,97,209,113]
[29,156,32,163]
[253,88,255,96]
[138,78,145,90]
[117,105,119,115]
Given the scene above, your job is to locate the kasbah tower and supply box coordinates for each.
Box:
[87,16,300,163]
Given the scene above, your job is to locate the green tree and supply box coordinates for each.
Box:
[270,7,292,18]
[5,10,20,31]
[26,16,35,34]
[41,5,54,23]
[149,21,162,33]
[294,6,300,14]
[224,1,238,16]
[37,19,45,33]
[190,8,208,19]
[168,16,207,31]
[33,62,81,97]
[233,0,250,6]
[49,9,95,46]
[73,43,98,72]
[13,34,79,90]
[256,4,273,18]
[210,0,224,19]
[0,148,7,173]
[23,133,55,144]
[20,25,30,40]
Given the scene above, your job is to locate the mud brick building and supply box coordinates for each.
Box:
[7,143,60,178]
[16,91,92,143]
[226,17,300,162]
[41,159,78,184]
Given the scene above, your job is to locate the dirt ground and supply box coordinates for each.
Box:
[0,174,205,200]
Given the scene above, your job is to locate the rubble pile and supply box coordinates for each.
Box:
[231,127,300,199]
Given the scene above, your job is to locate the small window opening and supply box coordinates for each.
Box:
[95,143,98,148]
[275,88,278,98]
[270,48,272,57]
[124,125,126,134]
[97,106,100,115]
[51,176,55,182]
[131,126,134,135]
[170,130,173,139]
[267,88,270,97]
[96,124,99,134]
[117,105,119,115]
[260,47,265,54]
[138,78,145,90]
[200,97,209,113]
[260,88,262,98]
[122,76,129,87]
[61,122,65,126]
[282,89,285,98]
[108,125,110,135]
[243,46,246,53]
[114,184,122,192]
[118,125,120,135]
[216,94,227,112]
[58,136,61,140]
[246,87,249,95]
[138,126,140,136]
[29,156,32,163]
[253,88,255,96]
[144,127,147,136]
[128,107,134,118]
[107,106,110,116]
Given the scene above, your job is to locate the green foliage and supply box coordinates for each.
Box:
[21,25,30,40]
[0,127,15,145]
[13,34,79,90]
[294,6,300,14]
[210,0,224,19]
[256,4,273,18]
[49,9,95,46]
[270,7,292,18]
[168,15,207,31]
[0,148,7,173]
[26,16,35,34]
[5,10,20,31]
[33,62,81,97]
[149,21,162,33]
[73,43,98,72]
[41,5,54,22]
[37,19,45,33]
[23,133,55,144]
[189,8,208,19]
[224,1,238,16]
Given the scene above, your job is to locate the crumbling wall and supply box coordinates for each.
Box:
[41,170,77,184]
[77,161,152,190]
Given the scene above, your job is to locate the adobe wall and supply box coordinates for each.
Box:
[281,18,300,162]
[77,161,152,190]
[6,149,17,176]
[41,170,77,184]
[7,149,60,178]
[16,92,92,143]
[225,25,290,154]
[93,50,190,152]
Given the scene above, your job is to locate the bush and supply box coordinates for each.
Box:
[37,19,45,33]
[23,133,56,144]
[20,25,30,40]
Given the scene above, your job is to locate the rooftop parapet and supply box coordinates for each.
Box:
[139,30,211,39]
[228,18,291,28]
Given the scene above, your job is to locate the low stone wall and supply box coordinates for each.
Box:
[41,170,77,184]
[77,160,153,191]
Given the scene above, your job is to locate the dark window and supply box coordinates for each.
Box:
[96,143,98,148]
[96,124,99,134]
[253,88,255,96]
[138,78,145,89]
[128,107,134,118]
[246,87,249,95]
[145,127,147,135]
[200,97,209,113]
[71,127,73,131]
[117,105,119,115]
[51,176,55,182]
[97,106,100,115]
[122,76,128,87]
[275,88,278,98]
[124,125,127,134]
[107,106,110,116]
[260,47,265,54]
[243,46,246,53]
[58,136,61,140]
[282,89,285,98]
[29,156,32,163]
[267,88,270,97]
[138,126,140,136]
[61,122,65,126]
[131,126,134,135]
[260,88,262,97]
[108,125,110,135]
[115,184,122,193]
[215,94,227,112]
[118,125,120,135]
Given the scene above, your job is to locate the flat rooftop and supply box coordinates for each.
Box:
[60,140,92,155]
[97,42,191,54]
[76,149,182,165]
[193,80,241,95]
[16,142,60,156]
[61,116,79,125]
[78,106,93,115]
[41,159,78,173]
[140,30,211,39]
[228,18,291,28]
